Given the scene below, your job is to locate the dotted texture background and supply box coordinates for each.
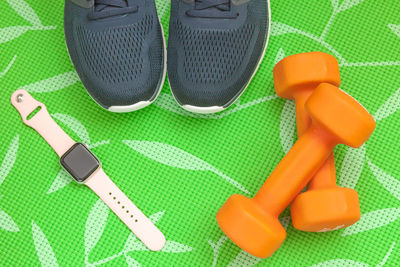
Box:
[1,0,400,266]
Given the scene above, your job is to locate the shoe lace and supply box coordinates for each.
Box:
[186,0,238,19]
[88,0,138,20]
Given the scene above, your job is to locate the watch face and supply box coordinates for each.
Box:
[60,143,100,183]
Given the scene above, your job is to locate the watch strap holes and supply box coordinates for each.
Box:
[26,106,42,120]
[109,192,138,222]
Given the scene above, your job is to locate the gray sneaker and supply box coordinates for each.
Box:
[167,0,270,114]
[64,0,166,112]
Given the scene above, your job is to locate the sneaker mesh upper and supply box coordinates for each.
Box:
[75,16,155,84]
[176,21,256,84]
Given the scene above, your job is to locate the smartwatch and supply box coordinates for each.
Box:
[11,90,166,251]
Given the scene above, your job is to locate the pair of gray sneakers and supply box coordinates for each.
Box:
[64,0,270,114]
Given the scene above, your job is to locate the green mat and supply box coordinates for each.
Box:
[1,0,400,266]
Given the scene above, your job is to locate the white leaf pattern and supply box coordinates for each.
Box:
[124,232,139,252]
[0,55,17,78]
[0,135,19,186]
[311,259,369,267]
[21,71,80,93]
[0,209,19,232]
[389,24,400,38]
[376,242,396,267]
[149,211,165,224]
[209,236,228,267]
[271,22,297,36]
[162,241,193,253]
[123,141,250,194]
[32,221,59,267]
[270,21,346,62]
[373,88,400,121]
[47,168,73,194]
[0,26,30,44]
[330,0,339,11]
[342,208,400,236]
[337,0,365,13]
[274,48,285,65]
[155,0,170,19]
[52,114,91,144]
[367,159,400,201]
[339,145,366,189]
[85,199,109,255]
[125,240,192,253]
[88,140,110,149]
[312,242,396,267]
[228,250,261,267]
[6,0,42,26]
[125,254,141,267]
[280,100,296,154]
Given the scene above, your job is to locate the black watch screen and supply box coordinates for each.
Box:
[60,143,100,183]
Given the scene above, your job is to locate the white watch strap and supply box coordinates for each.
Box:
[11,90,166,251]
[11,89,75,157]
[85,169,166,251]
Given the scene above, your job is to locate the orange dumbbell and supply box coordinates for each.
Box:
[216,83,375,258]
[274,52,361,232]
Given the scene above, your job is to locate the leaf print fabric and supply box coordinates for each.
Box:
[1,0,400,266]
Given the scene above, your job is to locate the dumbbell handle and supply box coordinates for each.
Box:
[294,88,314,136]
[254,124,336,216]
[294,87,338,190]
